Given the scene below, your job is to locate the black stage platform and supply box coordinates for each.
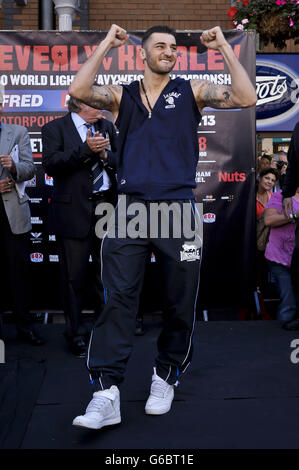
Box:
[1,317,299,450]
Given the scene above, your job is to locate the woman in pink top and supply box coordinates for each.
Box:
[256,168,278,297]
[256,168,277,218]
[264,189,299,326]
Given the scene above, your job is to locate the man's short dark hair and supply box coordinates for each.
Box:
[142,25,177,48]
[67,95,83,113]
[260,153,272,163]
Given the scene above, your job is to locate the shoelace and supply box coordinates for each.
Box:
[86,395,111,413]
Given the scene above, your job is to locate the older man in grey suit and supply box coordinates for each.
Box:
[0,99,44,345]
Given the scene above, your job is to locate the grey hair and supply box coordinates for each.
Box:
[67,95,83,113]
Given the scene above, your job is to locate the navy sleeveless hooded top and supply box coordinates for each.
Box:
[115,77,201,200]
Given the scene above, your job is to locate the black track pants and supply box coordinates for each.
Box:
[87,196,202,389]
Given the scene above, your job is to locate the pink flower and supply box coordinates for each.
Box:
[290,18,294,26]
[242,18,249,24]
[236,24,244,30]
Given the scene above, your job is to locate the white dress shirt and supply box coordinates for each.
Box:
[71,112,110,191]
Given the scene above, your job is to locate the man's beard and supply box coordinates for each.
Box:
[145,56,176,75]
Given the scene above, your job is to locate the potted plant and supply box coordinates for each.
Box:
[227,0,299,49]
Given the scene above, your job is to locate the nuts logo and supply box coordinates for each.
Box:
[30,252,43,263]
[180,243,201,262]
[218,172,246,182]
[203,213,216,223]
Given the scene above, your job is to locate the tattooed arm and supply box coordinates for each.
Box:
[192,26,257,112]
[68,24,129,115]
[80,84,123,116]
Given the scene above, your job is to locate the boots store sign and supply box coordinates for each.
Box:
[256,54,299,132]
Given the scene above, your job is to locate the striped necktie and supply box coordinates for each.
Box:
[84,123,104,193]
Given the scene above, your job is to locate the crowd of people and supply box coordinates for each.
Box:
[0,21,298,431]
[256,122,299,330]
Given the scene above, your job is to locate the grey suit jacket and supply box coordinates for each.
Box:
[0,123,35,234]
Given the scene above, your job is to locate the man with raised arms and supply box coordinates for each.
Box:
[69,24,256,430]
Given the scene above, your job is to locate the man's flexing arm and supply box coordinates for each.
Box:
[192,26,257,112]
[68,24,129,114]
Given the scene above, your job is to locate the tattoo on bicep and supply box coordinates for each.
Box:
[89,85,119,109]
[200,82,236,109]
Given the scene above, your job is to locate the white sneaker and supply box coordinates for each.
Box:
[72,385,121,430]
[145,368,174,415]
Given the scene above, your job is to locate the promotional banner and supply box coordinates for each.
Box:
[0,30,256,310]
[256,53,299,132]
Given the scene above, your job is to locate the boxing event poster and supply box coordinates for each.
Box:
[0,30,256,310]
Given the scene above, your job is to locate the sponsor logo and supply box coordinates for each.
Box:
[221,195,235,202]
[31,217,43,225]
[180,243,201,262]
[30,232,42,244]
[256,60,299,127]
[202,194,215,202]
[257,74,287,107]
[49,255,59,262]
[3,93,43,108]
[218,171,246,182]
[49,235,56,241]
[29,197,42,204]
[163,92,181,109]
[203,213,216,223]
[30,252,43,263]
[45,174,54,186]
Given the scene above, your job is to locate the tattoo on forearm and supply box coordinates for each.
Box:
[223,91,230,101]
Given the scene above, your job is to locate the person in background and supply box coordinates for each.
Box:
[0,96,44,345]
[256,168,278,299]
[282,121,299,330]
[257,153,272,175]
[264,188,299,328]
[271,151,288,192]
[256,168,277,218]
[42,96,118,357]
